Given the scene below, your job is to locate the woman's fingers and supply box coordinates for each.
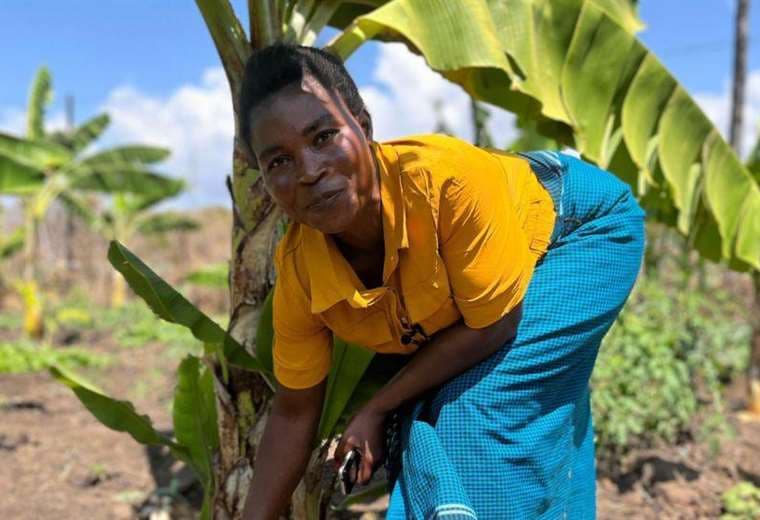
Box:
[334,435,360,469]
[359,445,374,484]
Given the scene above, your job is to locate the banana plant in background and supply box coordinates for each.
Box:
[64,183,197,307]
[58,1,760,518]
[0,66,182,337]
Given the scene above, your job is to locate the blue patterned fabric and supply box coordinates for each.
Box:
[384,151,646,519]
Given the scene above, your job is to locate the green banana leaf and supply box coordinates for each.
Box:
[70,164,183,197]
[173,356,219,487]
[66,113,111,153]
[27,66,51,141]
[0,132,72,170]
[124,179,186,213]
[317,338,375,440]
[326,0,759,270]
[107,240,268,376]
[138,212,199,234]
[81,144,171,167]
[508,117,560,152]
[49,365,192,464]
[254,288,275,375]
[0,154,45,195]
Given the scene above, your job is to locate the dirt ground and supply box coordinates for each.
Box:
[1,324,759,520]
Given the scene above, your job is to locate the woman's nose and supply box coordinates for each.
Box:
[298,153,327,185]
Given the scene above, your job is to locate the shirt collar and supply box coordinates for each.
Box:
[302,140,409,314]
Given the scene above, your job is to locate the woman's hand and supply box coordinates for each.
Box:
[334,405,387,485]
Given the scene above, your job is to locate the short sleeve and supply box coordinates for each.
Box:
[272,253,332,389]
[438,165,533,329]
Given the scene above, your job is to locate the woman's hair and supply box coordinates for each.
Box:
[238,43,367,153]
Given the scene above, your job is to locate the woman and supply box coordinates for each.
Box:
[239,43,645,520]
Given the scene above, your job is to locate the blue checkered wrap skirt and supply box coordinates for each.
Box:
[383,151,646,519]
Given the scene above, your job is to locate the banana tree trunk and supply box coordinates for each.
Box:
[193,2,280,518]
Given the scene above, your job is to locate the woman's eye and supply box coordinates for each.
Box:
[315,129,338,145]
[268,156,288,171]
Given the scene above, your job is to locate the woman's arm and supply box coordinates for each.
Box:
[334,303,522,483]
[370,303,521,415]
[242,378,327,520]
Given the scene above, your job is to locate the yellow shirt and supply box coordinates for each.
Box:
[272,134,556,389]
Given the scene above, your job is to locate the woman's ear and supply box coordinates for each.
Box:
[358,108,373,142]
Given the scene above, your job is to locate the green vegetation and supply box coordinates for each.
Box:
[593,274,750,461]
[0,341,109,374]
[97,301,203,352]
[721,482,760,520]
[0,66,183,337]
[67,0,760,514]
[0,2,754,517]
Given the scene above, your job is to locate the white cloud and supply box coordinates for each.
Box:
[694,70,760,158]
[98,67,234,208]
[0,70,233,208]
[1,47,522,209]
[358,42,517,147]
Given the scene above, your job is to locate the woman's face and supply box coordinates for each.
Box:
[248,75,377,235]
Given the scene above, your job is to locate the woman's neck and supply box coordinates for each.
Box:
[332,195,383,255]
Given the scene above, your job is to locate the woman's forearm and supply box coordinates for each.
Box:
[241,399,322,520]
[366,305,521,415]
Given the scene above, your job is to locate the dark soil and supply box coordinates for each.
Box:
[0,330,199,519]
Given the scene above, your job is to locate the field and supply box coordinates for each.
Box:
[1,207,760,519]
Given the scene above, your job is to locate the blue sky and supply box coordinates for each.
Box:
[1,1,758,206]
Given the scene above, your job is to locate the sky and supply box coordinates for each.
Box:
[1,1,759,207]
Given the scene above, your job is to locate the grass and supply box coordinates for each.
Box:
[0,340,111,374]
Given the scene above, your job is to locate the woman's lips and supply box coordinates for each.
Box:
[306,188,344,211]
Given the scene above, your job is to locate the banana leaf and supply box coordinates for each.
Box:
[173,356,219,487]
[326,0,759,270]
[27,67,51,141]
[107,240,269,377]
[66,113,111,153]
[0,154,45,195]
[81,144,171,167]
[0,132,72,170]
[70,164,183,197]
[49,365,192,464]
[138,212,199,234]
